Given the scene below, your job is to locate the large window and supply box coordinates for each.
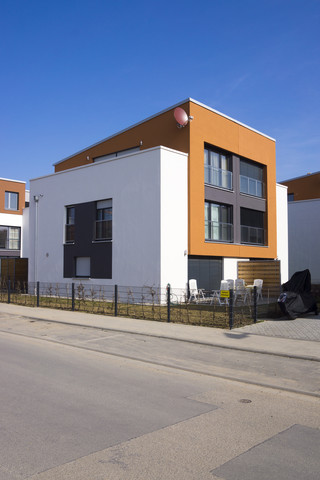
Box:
[0,226,21,250]
[240,160,264,197]
[205,201,233,242]
[204,147,232,190]
[95,199,112,241]
[241,208,265,245]
[5,191,19,210]
[65,207,75,243]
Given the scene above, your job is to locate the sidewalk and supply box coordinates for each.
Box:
[0,303,320,362]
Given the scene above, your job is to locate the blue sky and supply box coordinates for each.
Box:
[1,0,319,186]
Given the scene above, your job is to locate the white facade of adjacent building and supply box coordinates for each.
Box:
[27,146,188,291]
[287,199,320,283]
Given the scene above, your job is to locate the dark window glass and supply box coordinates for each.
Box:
[95,200,112,240]
[240,160,264,197]
[188,257,222,291]
[240,208,265,245]
[65,206,75,243]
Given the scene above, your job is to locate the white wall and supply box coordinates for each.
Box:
[21,207,29,258]
[160,149,188,292]
[28,146,188,290]
[288,199,320,283]
[276,183,289,283]
[223,258,249,280]
[0,212,23,228]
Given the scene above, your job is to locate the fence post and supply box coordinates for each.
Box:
[8,278,11,304]
[71,283,75,311]
[229,288,234,330]
[167,283,171,323]
[36,281,40,307]
[253,286,257,323]
[114,284,118,316]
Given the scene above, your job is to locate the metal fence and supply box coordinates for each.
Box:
[0,279,282,329]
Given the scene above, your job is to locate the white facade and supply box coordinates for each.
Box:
[276,183,289,284]
[287,199,320,283]
[28,146,188,290]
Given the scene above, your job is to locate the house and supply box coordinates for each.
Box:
[0,177,27,259]
[0,177,29,284]
[28,98,288,292]
[280,172,320,284]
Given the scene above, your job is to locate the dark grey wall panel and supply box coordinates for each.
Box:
[64,200,112,279]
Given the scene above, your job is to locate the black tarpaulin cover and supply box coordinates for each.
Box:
[278,269,318,319]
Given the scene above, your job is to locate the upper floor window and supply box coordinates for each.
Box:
[5,191,19,211]
[204,147,232,190]
[288,193,294,202]
[205,201,233,243]
[240,160,264,197]
[0,226,21,250]
[65,206,75,243]
[240,208,265,245]
[95,199,112,241]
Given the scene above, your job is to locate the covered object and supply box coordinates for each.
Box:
[278,269,318,319]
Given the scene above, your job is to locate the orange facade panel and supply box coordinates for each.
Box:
[281,172,320,201]
[188,101,277,259]
[0,179,26,215]
[55,103,190,173]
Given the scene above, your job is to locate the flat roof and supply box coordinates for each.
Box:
[280,171,320,183]
[54,98,275,167]
[0,177,26,184]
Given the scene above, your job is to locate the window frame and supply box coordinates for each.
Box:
[65,206,75,244]
[95,199,112,241]
[5,191,19,211]
[239,159,264,198]
[0,225,21,250]
[204,145,233,190]
[205,201,233,243]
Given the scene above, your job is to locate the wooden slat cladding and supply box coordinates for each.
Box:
[237,260,281,297]
[0,258,28,287]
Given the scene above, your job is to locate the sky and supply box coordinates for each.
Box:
[1,0,319,187]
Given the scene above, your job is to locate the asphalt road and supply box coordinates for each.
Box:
[1,316,319,479]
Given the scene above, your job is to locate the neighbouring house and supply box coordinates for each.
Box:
[0,177,29,284]
[280,172,320,284]
[28,98,288,292]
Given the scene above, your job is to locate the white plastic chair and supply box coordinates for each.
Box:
[253,279,263,301]
[188,279,205,303]
[225,279,234,290]
[234,278,247,303]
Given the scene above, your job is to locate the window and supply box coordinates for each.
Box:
[0,226,21,250]
[205,201,233,242]
[5,191,19,210]
[240,208,265,245]
[75,257,90,277]
[288,193,294,202]
[204,146,232,189]
[95,199,112,240]
[65,207,75,243]
[240,160,264,197]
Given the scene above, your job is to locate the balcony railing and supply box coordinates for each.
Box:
[0,239,20,250]
[205,166,232,190]
[241,225,265,245]
[205,221,233,242]
[240,175,263,197]
[95,220,112,240]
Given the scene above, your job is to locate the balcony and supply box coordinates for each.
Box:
[205,166,232,190]
[240,175,263,197]
[205,221,233,243]
[241,225,265,245]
